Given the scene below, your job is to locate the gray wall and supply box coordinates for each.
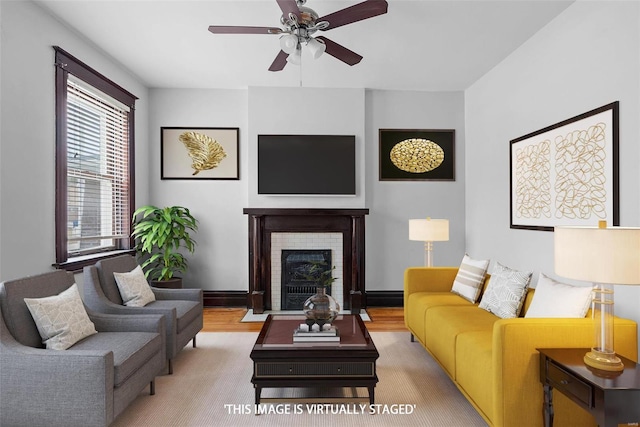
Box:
[247,87,367,209]
[149,87,467,292]
[465,1,640,336]
[0,0,150,282]
[365,90,466,290]
[148,88,248,291]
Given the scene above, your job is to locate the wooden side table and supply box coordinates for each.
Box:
[538,348,640,427]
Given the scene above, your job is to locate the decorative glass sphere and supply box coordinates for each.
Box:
[303,286,340,324]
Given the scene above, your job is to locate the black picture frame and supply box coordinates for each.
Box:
[509,102,619,231]
[379,129,455,181]
[161,127,239,180]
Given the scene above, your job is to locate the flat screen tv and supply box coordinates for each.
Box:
[258,134,356,195]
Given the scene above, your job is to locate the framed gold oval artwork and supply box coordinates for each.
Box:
[379,129,455,181]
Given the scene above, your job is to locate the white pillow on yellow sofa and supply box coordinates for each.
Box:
[525,273,592,318]
[113,265,156,307]
[450,254,490,303]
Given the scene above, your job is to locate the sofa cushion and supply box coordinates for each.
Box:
[455,330,494,421]
[525,273,592,318]
[70,331,162,387]
[479,262,532,319]
[113,266,156,307]
[24,284,97,350]
[406,292,472,344]
[450,254,490,303]
[424,306,499,377]
[146,299,201,333]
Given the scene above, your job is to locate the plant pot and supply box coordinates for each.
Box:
[151,277,183,289]
[303,286,340,325]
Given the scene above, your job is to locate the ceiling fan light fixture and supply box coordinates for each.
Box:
[279,34,299,54]
[307,37,326,59]
[208,0,389,71]
[286,47,302,65]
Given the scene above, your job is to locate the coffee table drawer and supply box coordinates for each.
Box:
[255,361,375,378]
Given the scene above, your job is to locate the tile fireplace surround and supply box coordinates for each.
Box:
[271,233,343,311]
[243,208,369,314]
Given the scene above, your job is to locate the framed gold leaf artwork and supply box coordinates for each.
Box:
[379,129,455,181]
[161,127,239,180]
[509,102,619,231]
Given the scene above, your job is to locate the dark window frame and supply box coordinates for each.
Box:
[53,46,137,272]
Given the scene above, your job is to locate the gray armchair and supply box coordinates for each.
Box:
[0,270,166,427]
[83,255,203,374]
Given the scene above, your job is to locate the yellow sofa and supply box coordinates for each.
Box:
[404,267,638,427]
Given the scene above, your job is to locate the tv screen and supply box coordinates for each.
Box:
[258,135,356,195]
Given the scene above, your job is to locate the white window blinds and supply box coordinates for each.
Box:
[66,77,131,256]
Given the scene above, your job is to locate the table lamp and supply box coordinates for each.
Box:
[554,221,640,371]
[409,218,449,267]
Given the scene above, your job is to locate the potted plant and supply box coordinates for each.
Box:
[132,205,198,288]
[304,262,336,289]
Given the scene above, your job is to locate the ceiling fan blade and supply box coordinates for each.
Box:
[208,26,282,35]
[276,0,302,22]
[316,36,362,66]
[268,50,289,72]
[318,0,388,31]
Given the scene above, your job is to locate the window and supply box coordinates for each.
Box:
[54,47,137,271]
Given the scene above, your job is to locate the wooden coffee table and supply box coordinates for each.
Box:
[250,314,379,404]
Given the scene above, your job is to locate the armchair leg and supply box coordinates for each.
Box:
[150,380,155,395]
[193,335,197,348]
[168,359,173,375]
[410,334,415,342]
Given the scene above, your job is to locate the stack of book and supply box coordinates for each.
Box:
[293,326,340,342]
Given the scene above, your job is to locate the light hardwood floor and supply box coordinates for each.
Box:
[202,307,407,333]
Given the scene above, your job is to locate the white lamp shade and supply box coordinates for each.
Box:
[554,225,640,285]
[279,34,298,54]
[409,218,449,242]
[286,48,301,65]
[307,38,326,59]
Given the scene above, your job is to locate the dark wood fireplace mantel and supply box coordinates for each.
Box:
[243,208,369,314]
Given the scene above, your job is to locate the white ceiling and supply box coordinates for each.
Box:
[34,0,574,91]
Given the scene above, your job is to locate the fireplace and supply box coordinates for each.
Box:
[271,232,343,311]
[281,249,331,310]
[243,208,369,314]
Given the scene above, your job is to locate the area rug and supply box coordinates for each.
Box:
[113,332,487,427]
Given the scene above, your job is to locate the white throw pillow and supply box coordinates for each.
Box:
[113,265,156,307]
[525,273,592,318]
[450,254,490,303]
[479,262,532,319]
[24,283,97,350]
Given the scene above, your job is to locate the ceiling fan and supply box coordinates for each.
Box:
[208,0,389,72]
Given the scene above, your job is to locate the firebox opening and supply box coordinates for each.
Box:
[281,249,332,310]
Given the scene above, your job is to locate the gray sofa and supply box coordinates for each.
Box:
[83,255,203,374]
[0,270,166,427]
